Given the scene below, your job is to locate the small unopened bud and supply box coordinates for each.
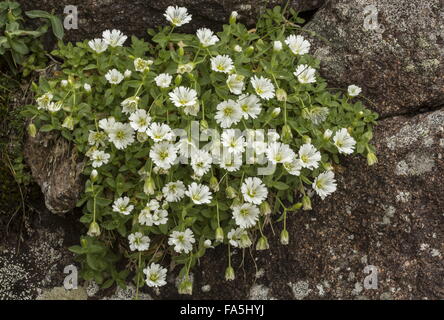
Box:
[256,236,269,251]
[233,45,242,52]
[302,135,311,144]
[280,229,289,245]
[259,202,271,215]
[80,238,88,248]
[215,227,224,242]
[27,123,37,137]
[225,266,235,281]
[90,169,98,182]
[245,46,254,56]
[124,69,132,78]
[323,129,333,140]
[87,221,101,237]
[273,40,283,52]
[226,186,238,199]
[137,131,149,143]
[229,11,238,24]
[83,83,91,92]
[200,119,209,130]
[204,239,213,248]
[178,278,193,295]
[178,47,184,56]
[61,79,68,87]
[302,195,312,211]
[281,124,293,142]
[144,176,155,195]
[210,176,219,192]
[367,152,378,166]
[276,88,287,101]
[62,115,74,130]
[271,107,281,118]
[175,75,182,86]
[289,202,302,211]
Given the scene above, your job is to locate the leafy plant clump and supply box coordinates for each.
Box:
[0,1,63,76]
[25,6,378,294]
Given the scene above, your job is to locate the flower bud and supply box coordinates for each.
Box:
[124,69,132,78]
[80,238,88,248]
[239,233,252,248]
[302,195,312,211]
[280,229,289,245]
[27,123,37,138]
[367,152,378,166]
[200,119,209,130]
[215,227,224,242]
[271,107,281,118]
[259,202,271,215]
[210,176,219,192]
[90,169,98,182]
[225,186,238,199]
[204,239,213,248]
[225,266,235,281]
[178,278,193,295]
[256,236,269,251]
[87,221,101,237]
[323,129,333,140]
[137,131,149,143]
[289,202,302,211]
[178,47,184,56]
[144,176,155,195]
[273,40,283,52]
[84,83,92,92]
[245,46,254,56]
[276,88,287,102]
[302,135,311,144]
[61,79,68,87]
[175,74,182,86]
[229,11,238,24]
[281,124,293,142]
[233,45,242,52]
[62,116,74,130]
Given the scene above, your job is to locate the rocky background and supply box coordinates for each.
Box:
[1,0,443,299]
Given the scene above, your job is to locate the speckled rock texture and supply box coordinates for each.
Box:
[306,0,444,117]
[16,0,325,42]
[24,131,85,214]
[151,109,443,300]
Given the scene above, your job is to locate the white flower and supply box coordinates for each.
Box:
[105,69,124,84]
[226,74,245,95]
[215,100,242,128]
[149,142,178,170]
[61,80,68,87]
[221,129,245,155]
[283,158,303,176]
[191,150,213,177]
[266,142,295,164]
[273,40,282,51]
[348,85,362,97]
[176,138,198,158]
[155,73,173,88]
[313,171,337,200]
[164,6,192,27]
[196,28,219,47]
[90,150,110,168]
[271,107,281,117]
[124,69,132,78]
[47,101,63,113]
[36,93,53,110]
[102,29,127,47]
[143,263,167,287]
[333,128,356,154]
[162,181,186,202]
[232,203,260,228]
[121,96,140,115]
[267,131,280,142]
[88,130,107,147]
[228,228,252,248]
[219,152,242,172]
[84,83,91,92]
[238,94,261,119]
[294,64,316,84]
[183,102,200,116]
[185,183,212,204]
[298,143,321,170]
[129,109,151,132]
[302,106,329,125]
[134,58,153,72]
[241,177,268,205]
[168,228,195,254]
[233,45,242,52]
[169,86,198,107]
[147,123,174,142]
[211,55,234,73]
[88,38,108,53]
[112,196,134,215]
[285,34,310,55]
[177,62,194,74]
[128,232,150,251]
[108,122,135,150]
[139,208,168,226]
[98,117,116,133]
[323,129,333,140]
[250,76,275,100]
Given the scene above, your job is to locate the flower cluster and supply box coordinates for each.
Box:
[29,5,377,294]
